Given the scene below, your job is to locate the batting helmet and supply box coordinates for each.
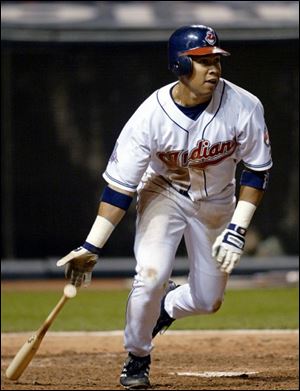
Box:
[168,25,230,76]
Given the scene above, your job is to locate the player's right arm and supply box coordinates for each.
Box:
[56,184,135,287]
[57,95,154,287]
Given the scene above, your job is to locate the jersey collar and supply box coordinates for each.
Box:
[156,79,225,133]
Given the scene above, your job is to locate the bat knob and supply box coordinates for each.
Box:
[63,284,77,298]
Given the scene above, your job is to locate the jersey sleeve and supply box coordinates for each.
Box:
[237,100,273,172]
[103,103,151,192]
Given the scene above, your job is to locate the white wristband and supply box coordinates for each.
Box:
[231,200,257,229]
[85,215,115,248]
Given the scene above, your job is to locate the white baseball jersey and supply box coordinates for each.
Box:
[103,78,272,201]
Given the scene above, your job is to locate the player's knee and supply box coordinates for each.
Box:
[138,266,167,292]
[193,297,223,313]
[211,299,222,313]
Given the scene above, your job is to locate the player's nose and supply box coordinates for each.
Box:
[208,66,220,75]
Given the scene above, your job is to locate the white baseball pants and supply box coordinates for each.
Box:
[124,177,236,356]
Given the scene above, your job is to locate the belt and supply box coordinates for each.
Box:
[159,176,190,198]
[176,188,190,198]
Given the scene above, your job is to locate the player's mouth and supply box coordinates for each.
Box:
[205,79,218,85]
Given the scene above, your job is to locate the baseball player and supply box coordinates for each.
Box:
[57,25,272,389]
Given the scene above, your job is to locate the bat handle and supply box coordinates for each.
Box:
[37,294,69,338]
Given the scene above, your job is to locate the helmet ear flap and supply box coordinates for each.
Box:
[171,56,192,76]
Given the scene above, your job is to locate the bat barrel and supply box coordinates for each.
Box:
[5,293,69,380]
[5,334,42,380]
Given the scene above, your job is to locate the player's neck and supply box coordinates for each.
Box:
[172,82,212,107]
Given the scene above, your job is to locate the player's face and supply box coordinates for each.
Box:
[187,55,222,98]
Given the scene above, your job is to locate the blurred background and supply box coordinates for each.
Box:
[1,1,299,281]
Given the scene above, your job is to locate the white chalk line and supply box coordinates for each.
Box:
[2,329,298,337]
[169,371,259,378]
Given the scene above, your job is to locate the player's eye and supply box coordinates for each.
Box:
[201,58,221,66]
[196,59,210,65]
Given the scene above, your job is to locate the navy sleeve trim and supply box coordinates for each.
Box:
[103,171,138,190]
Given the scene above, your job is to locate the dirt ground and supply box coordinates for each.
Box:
[1,280,299,390]
[1,330,298,390]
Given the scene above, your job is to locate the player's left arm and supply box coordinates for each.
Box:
[212,169,269,274]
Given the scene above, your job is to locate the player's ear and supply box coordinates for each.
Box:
[171,55,193,77]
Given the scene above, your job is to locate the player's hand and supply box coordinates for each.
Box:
[212,223,246,274]
[56,247,98,287]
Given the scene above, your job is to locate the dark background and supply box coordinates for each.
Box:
[1,37,299,259]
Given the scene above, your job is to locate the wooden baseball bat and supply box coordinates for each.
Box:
[6,285,76,381]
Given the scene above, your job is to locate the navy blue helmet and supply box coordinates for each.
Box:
[168,25,230,76]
